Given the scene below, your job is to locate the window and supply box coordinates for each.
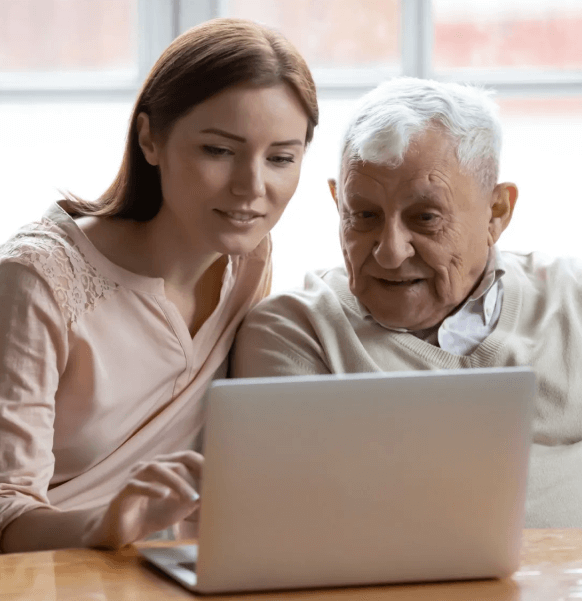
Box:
[208,0,582,288]
[224,0,401,87]
[1,0,581,291]
[433,1,582,74]
[0,0,175,94]
[0,0,138,91]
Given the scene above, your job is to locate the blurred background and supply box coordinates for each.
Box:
[1,0,581,291]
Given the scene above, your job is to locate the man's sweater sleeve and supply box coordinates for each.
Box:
[231,294,331,378]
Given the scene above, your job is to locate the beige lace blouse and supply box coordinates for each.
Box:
[0,201,271,538]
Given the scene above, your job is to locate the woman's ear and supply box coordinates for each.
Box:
[136,112,160,166]
[488,182,518,246]
[328,178,339,210]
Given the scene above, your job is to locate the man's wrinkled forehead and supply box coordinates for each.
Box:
[339,130,468,200]
[340,160,386,201]
[339,124,459,182]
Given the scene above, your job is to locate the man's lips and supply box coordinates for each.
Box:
[372,277,426,287]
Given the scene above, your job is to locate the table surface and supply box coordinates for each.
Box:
[2,529,582,600]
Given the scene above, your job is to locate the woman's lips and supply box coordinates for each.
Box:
[214,209,264,225]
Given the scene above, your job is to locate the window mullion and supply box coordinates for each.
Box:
[177,0,223,34]
[401,0,433,79]
[138,0,176,80]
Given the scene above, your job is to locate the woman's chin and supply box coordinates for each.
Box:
[212,233,265,257]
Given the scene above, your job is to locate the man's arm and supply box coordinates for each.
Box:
[231,296,330,378]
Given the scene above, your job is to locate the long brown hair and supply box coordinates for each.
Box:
[66,18,318,221]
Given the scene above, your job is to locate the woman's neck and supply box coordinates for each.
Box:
[75,213,221,290]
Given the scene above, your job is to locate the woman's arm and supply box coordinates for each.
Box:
[0,261,69,549]
[1,450,203,552]
[0,507,99,552]
[0,260,203,552]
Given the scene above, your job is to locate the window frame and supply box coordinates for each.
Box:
[0,0,177,101]
[195,0,582,98]
[1,0,581,101]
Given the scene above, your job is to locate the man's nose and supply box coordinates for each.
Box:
[230,159,266,198]
[373,218,415,269]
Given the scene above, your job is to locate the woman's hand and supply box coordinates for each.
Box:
[82,450,203,549]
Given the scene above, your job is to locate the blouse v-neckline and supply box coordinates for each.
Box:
[47,201,237,351]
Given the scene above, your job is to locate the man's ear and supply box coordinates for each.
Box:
[136,112,160,166]
[488,182,518,246]
[328,178,339,211]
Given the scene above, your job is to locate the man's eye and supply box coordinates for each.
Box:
[416,213,440,224]
[344,210,379,232]
[354,211,376,220]
[203,145,232,156]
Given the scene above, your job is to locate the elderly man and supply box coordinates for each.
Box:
[232,77,582,528]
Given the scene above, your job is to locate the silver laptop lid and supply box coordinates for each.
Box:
[194,367,535,593]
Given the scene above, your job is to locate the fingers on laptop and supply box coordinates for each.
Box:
[142,451,204,477]
[129,453,203,503]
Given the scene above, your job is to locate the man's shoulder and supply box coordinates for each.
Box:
[501,250,582,299]
[246,265,352,323]
[501,250,582,279]
[234,266,364,377]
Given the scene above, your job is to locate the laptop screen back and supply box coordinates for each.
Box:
[194,367,534,593]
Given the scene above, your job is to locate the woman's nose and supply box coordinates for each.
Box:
[372,219,414,269]
[230,160,266,198]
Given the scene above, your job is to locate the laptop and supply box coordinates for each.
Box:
[139,366,535,594]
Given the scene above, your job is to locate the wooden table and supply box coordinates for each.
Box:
[2,530,582,600]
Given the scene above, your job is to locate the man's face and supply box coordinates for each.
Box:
[332,128,513,331]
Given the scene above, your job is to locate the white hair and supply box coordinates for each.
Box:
[342,77,503,191]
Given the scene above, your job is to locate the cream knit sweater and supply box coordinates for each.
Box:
[233,251,582,527]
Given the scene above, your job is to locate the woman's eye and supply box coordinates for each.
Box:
[203,145,232,156]
[269,155,295,165]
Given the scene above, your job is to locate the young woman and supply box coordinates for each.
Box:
[0,18,318,552]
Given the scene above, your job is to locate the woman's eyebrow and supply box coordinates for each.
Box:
[271,139,304,147]
[200,128,245,142]
[200,127,303,147]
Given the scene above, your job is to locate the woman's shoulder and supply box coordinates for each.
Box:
[2,213,69,251]
[0,214,118,326]
[0,215,75,271]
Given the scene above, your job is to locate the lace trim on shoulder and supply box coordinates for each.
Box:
[0,218,118,325]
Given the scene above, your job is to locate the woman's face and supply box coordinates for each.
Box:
[137,83,309,256]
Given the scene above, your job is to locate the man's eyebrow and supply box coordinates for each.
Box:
[345,192,376,202]
[200,128,303,147]
[411,192,444,204]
